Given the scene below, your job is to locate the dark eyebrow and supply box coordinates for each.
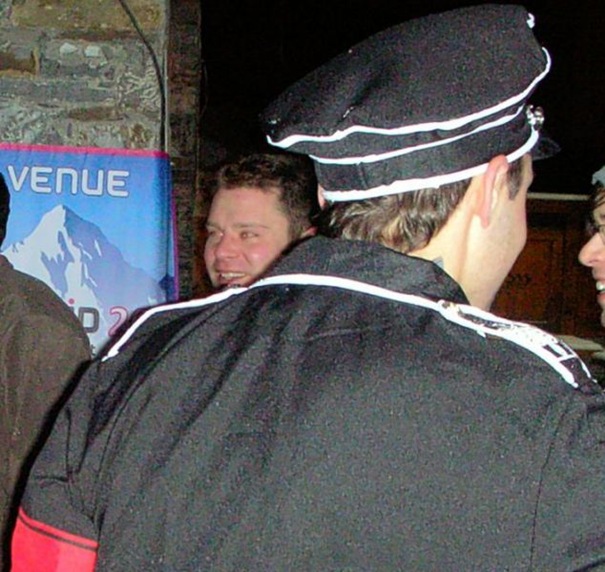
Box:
[205,221,271,231]
[232,223,271,229]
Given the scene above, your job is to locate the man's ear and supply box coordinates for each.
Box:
[300,226,317,238]
[317,185,328,209]
[476,155,510,228]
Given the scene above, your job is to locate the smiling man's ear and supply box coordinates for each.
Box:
[300,226,317,238]
[317,185,328,209]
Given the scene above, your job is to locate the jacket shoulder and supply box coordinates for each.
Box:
[437,300,598,392]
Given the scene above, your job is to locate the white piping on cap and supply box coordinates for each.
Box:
[320,128,539,201]
[267,49,550,149]
[310,104,525,166]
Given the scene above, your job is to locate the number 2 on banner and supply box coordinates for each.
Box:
[109,306,129,337]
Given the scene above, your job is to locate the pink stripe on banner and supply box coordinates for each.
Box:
[0,142,169,158]
[171,196,181,295]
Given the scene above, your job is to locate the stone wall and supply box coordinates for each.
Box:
[0,0,202,297]
[0,0,166,148]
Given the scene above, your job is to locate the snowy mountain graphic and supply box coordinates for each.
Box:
[2,205,168,353]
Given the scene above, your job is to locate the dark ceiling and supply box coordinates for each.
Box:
[201,0,605,194]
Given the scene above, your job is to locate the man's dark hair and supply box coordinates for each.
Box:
[592,181,605,210]
[208,153,319,239]
[0,173,10,247]
[585,177,605,237]
[318,158,525,253]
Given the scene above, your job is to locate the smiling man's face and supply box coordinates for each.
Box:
[204,186,294,289]
[579,192,605,326]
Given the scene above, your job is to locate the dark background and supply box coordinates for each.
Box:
[200,0,605,194]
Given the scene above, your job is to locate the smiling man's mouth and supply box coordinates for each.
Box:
[218,272,248,285]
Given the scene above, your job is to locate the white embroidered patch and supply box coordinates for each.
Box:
[436,301,594,388]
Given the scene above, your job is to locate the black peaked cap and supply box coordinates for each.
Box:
[261,4,554,201]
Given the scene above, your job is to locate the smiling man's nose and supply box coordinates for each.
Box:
[214,233,239,259]
[579,232,604,268]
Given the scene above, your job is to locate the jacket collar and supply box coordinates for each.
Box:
[268,236,468,304]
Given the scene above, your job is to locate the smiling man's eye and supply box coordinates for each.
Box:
[205,228,222,242]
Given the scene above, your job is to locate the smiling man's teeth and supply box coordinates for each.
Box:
[220,272,245,280]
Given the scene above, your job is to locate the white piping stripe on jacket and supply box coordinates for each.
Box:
[102,272,587,389]
[102,286,246,361]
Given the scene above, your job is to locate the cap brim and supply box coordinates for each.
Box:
[533,131,560,160]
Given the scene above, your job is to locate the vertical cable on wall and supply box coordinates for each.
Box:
[117,0,168,153]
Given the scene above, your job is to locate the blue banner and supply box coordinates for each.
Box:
[0,143,178,354]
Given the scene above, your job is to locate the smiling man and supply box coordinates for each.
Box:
[203,153,318,289]
[579,165,605,326]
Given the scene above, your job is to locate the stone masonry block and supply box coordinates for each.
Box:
[0,48,38,76]
[0,27,43,76]
[0,105,63,144]
[116,59,164,114]
[12,0,164,33]
[0,102,160,149]
[42,38,148,78]
[0,76,114,105]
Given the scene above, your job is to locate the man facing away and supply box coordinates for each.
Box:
[202,153,318,291]
[11,5,605,570]
[0,173,91,570]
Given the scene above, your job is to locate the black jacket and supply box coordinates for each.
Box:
[13,237,605,571]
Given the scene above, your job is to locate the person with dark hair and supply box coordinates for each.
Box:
[579,165,605,327]
[11,5,605,570]
[0,173,91,569]
[203,153,318,289]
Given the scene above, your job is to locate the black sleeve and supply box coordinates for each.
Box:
[532,389,605,569]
